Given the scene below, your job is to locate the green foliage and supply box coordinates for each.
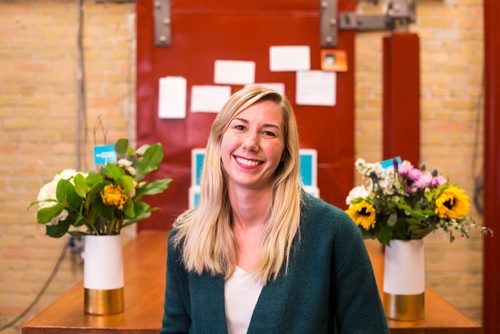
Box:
[32,139,172,238]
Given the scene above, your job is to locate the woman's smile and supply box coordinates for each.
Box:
[233,155,264,169]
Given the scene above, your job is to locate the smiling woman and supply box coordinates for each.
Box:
[160,86,389,334]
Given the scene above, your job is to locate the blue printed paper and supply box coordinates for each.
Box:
[379,156,402,170]
[94,145,117,165]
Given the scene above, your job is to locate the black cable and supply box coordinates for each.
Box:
[0,243,68,332]
[471,64,485,216]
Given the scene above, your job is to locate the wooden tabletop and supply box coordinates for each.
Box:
[22,231,481,333]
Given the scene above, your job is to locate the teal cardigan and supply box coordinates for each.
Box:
[161,194,389,333]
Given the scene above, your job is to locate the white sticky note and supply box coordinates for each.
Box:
[214,60,255,85]
[245,83,286,96]
[158,76,187,119]
[270,46,310,72]
[296,71,336,106]
[191,85,231,113]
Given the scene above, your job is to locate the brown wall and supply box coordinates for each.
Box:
[0,0,486,333]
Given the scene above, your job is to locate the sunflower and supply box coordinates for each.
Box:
[101,184,128,210]
[435,186,470,219]
[346,201,376,230]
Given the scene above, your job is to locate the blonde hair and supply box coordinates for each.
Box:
[173,86,302,281]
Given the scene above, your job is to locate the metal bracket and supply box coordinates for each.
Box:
[154,0,171,47]
[320,0,338,48]
[339,0,416,32]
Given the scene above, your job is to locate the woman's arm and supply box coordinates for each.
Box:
[332,213,389,333]
[160,233,191,334]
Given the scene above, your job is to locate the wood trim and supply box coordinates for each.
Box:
[382,33,420,165]
[483,0,500,332]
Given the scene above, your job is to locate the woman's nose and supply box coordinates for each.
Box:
[242,133,259,151]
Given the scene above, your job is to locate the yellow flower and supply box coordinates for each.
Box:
[346,201,376,230]
[435,186,470,219]
[101,184,128,210]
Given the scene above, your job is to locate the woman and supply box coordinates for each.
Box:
[161,86,389,333]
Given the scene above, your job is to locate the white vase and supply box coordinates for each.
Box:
[383,239,425,321]
[83,235,124,315]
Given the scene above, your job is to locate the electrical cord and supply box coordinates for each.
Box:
[471,65,485,216]
[0,243,68,332]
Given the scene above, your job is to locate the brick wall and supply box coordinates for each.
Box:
[0,1,135,333]
[356,0,485,322]
[0,0,486,332]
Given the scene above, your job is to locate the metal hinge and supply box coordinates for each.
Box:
[320,0,338,48]
[154,0,171,47]
[339,0,416,31]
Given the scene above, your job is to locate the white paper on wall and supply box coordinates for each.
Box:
[191,85,231,113]
[296,71,336,106]
[245,83,286,96]
[269,46,310,72]
[214,60,255,85]
[158,76,187,119]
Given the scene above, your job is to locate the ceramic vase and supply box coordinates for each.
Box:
[383,239,425,321]
[83,235,124,315]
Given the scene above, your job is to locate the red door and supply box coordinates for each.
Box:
[137,0,355,230]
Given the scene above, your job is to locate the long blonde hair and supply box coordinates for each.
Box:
[173,86,302,281]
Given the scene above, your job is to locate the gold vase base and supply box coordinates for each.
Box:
[383,292,425,321]
[84,287,124,315]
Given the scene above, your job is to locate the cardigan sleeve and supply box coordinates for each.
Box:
[160,230,191,334]
[331,211,389,333]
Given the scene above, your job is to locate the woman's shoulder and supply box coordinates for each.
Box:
[300,192,360,236]
[301,193,351,222]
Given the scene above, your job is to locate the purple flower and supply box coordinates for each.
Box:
[398,164,414,177]
[413,171,433,189]
[407,168,422,182]
[431,175,447,187]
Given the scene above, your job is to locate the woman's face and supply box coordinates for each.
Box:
[220,100,286,192]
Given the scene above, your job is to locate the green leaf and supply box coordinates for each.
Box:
[106,163,125,180]
[387,212,398,227]
[86,173,104,186]
[135,178,172,199]
[132,201,151,221]
[37,203,66,224]
[118,175,135,195]
[56,179,73,202]
[46,219,71,238]
[124,199,135,218]
[66,188,83,211]
[74,174,88,198]
[115,139,130,159]
[137,143,163,178]
[376,224,393,246]
[136,144,149,156]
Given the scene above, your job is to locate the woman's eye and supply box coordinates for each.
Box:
[233,125,246,131]
[262,130,277,137]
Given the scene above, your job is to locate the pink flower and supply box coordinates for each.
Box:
[398,164,414,177]
[431,175,447,187]
[407,168,422,182]
[413,171,433,189]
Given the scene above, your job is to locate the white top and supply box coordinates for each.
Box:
[224,267,264,334]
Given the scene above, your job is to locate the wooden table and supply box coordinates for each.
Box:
[22,231,481,333]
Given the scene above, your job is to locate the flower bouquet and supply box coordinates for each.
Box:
[31,139,172,237]
[345,158,489,246]
[345,158,490,321]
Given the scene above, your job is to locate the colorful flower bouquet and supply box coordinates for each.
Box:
[31,139,171,237]
[345,158,490,245]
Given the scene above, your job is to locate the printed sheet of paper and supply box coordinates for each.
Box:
[158,76,187,119]
[214,60,255,85]
[296,71,336,106]
[245,82,285,96]
[269,46,310,72]
[191,85,231,113]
